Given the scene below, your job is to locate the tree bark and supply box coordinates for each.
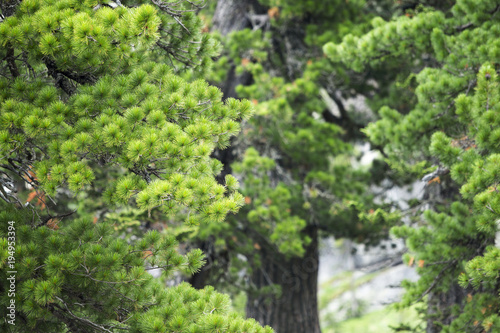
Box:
[211,0,259,99]
[212,0,267,36]
[0,0,21,18]
[212,0,249,36]
[246,227,321,333]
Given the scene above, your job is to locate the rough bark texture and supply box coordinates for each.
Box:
[0,0,21,18]
[212,0,249,36]
[246,227,321,333]
[212,0,267,36]
[211,0,260,98]
[276,24,308,81]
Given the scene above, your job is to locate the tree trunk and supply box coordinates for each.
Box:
[210,4,321,331]
[0,0,21,18]
[211,0,260,99]
[246,227,321,333]
[212,0,249,36]
[212,0,267,36]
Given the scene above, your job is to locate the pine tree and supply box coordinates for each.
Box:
[182,1,399,332]
[325,1,500,331]
[0,1,270,332]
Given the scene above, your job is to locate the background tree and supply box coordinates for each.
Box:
[325,0,500,331]
[183,1,401,332]
[0,1,271,332]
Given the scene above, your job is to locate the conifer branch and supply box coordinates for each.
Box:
[43,57,98,96]
[156,41,198,67]
[151,0,206,16]
[5,45,19,78]
[455,22,474,32]
[173,15,191,34]
[37,209,77,228]
[52,298,119,333]
[108,286,139,304]
[413,260,457,304]
[22,51,36,79]
[490,4,500,17]
[455,5,499,32]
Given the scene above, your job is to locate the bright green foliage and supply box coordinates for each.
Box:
[437,65,500,332]
[324,0,498,166]
[0,0,253,224]
[456,248,500,333]
[392,201,486,305]
[0,0,270,332]
[326,1,500,331]
[0,61,250,225]
[0,203,272,332]
[0,0,219,76]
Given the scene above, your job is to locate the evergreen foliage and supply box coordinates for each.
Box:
[326,1,500,331]
[0,201,274,332]
[188,2,399,331]
[4,0,500,331]
[0,0,270,332]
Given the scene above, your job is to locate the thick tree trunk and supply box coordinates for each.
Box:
[212,0,249,36]
[189,0,263,289]
[192,5,320,332]
[246,227,321,333]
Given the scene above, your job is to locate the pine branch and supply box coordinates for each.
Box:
[413,259,458,304]
[43,57,98,96]
[5,44,20,78]
[151,0,206,16]
[36,209,77,228]
[455,22,474,32]
[455,5,500,32]
[21,51,36,79]
[51,298,119,333]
